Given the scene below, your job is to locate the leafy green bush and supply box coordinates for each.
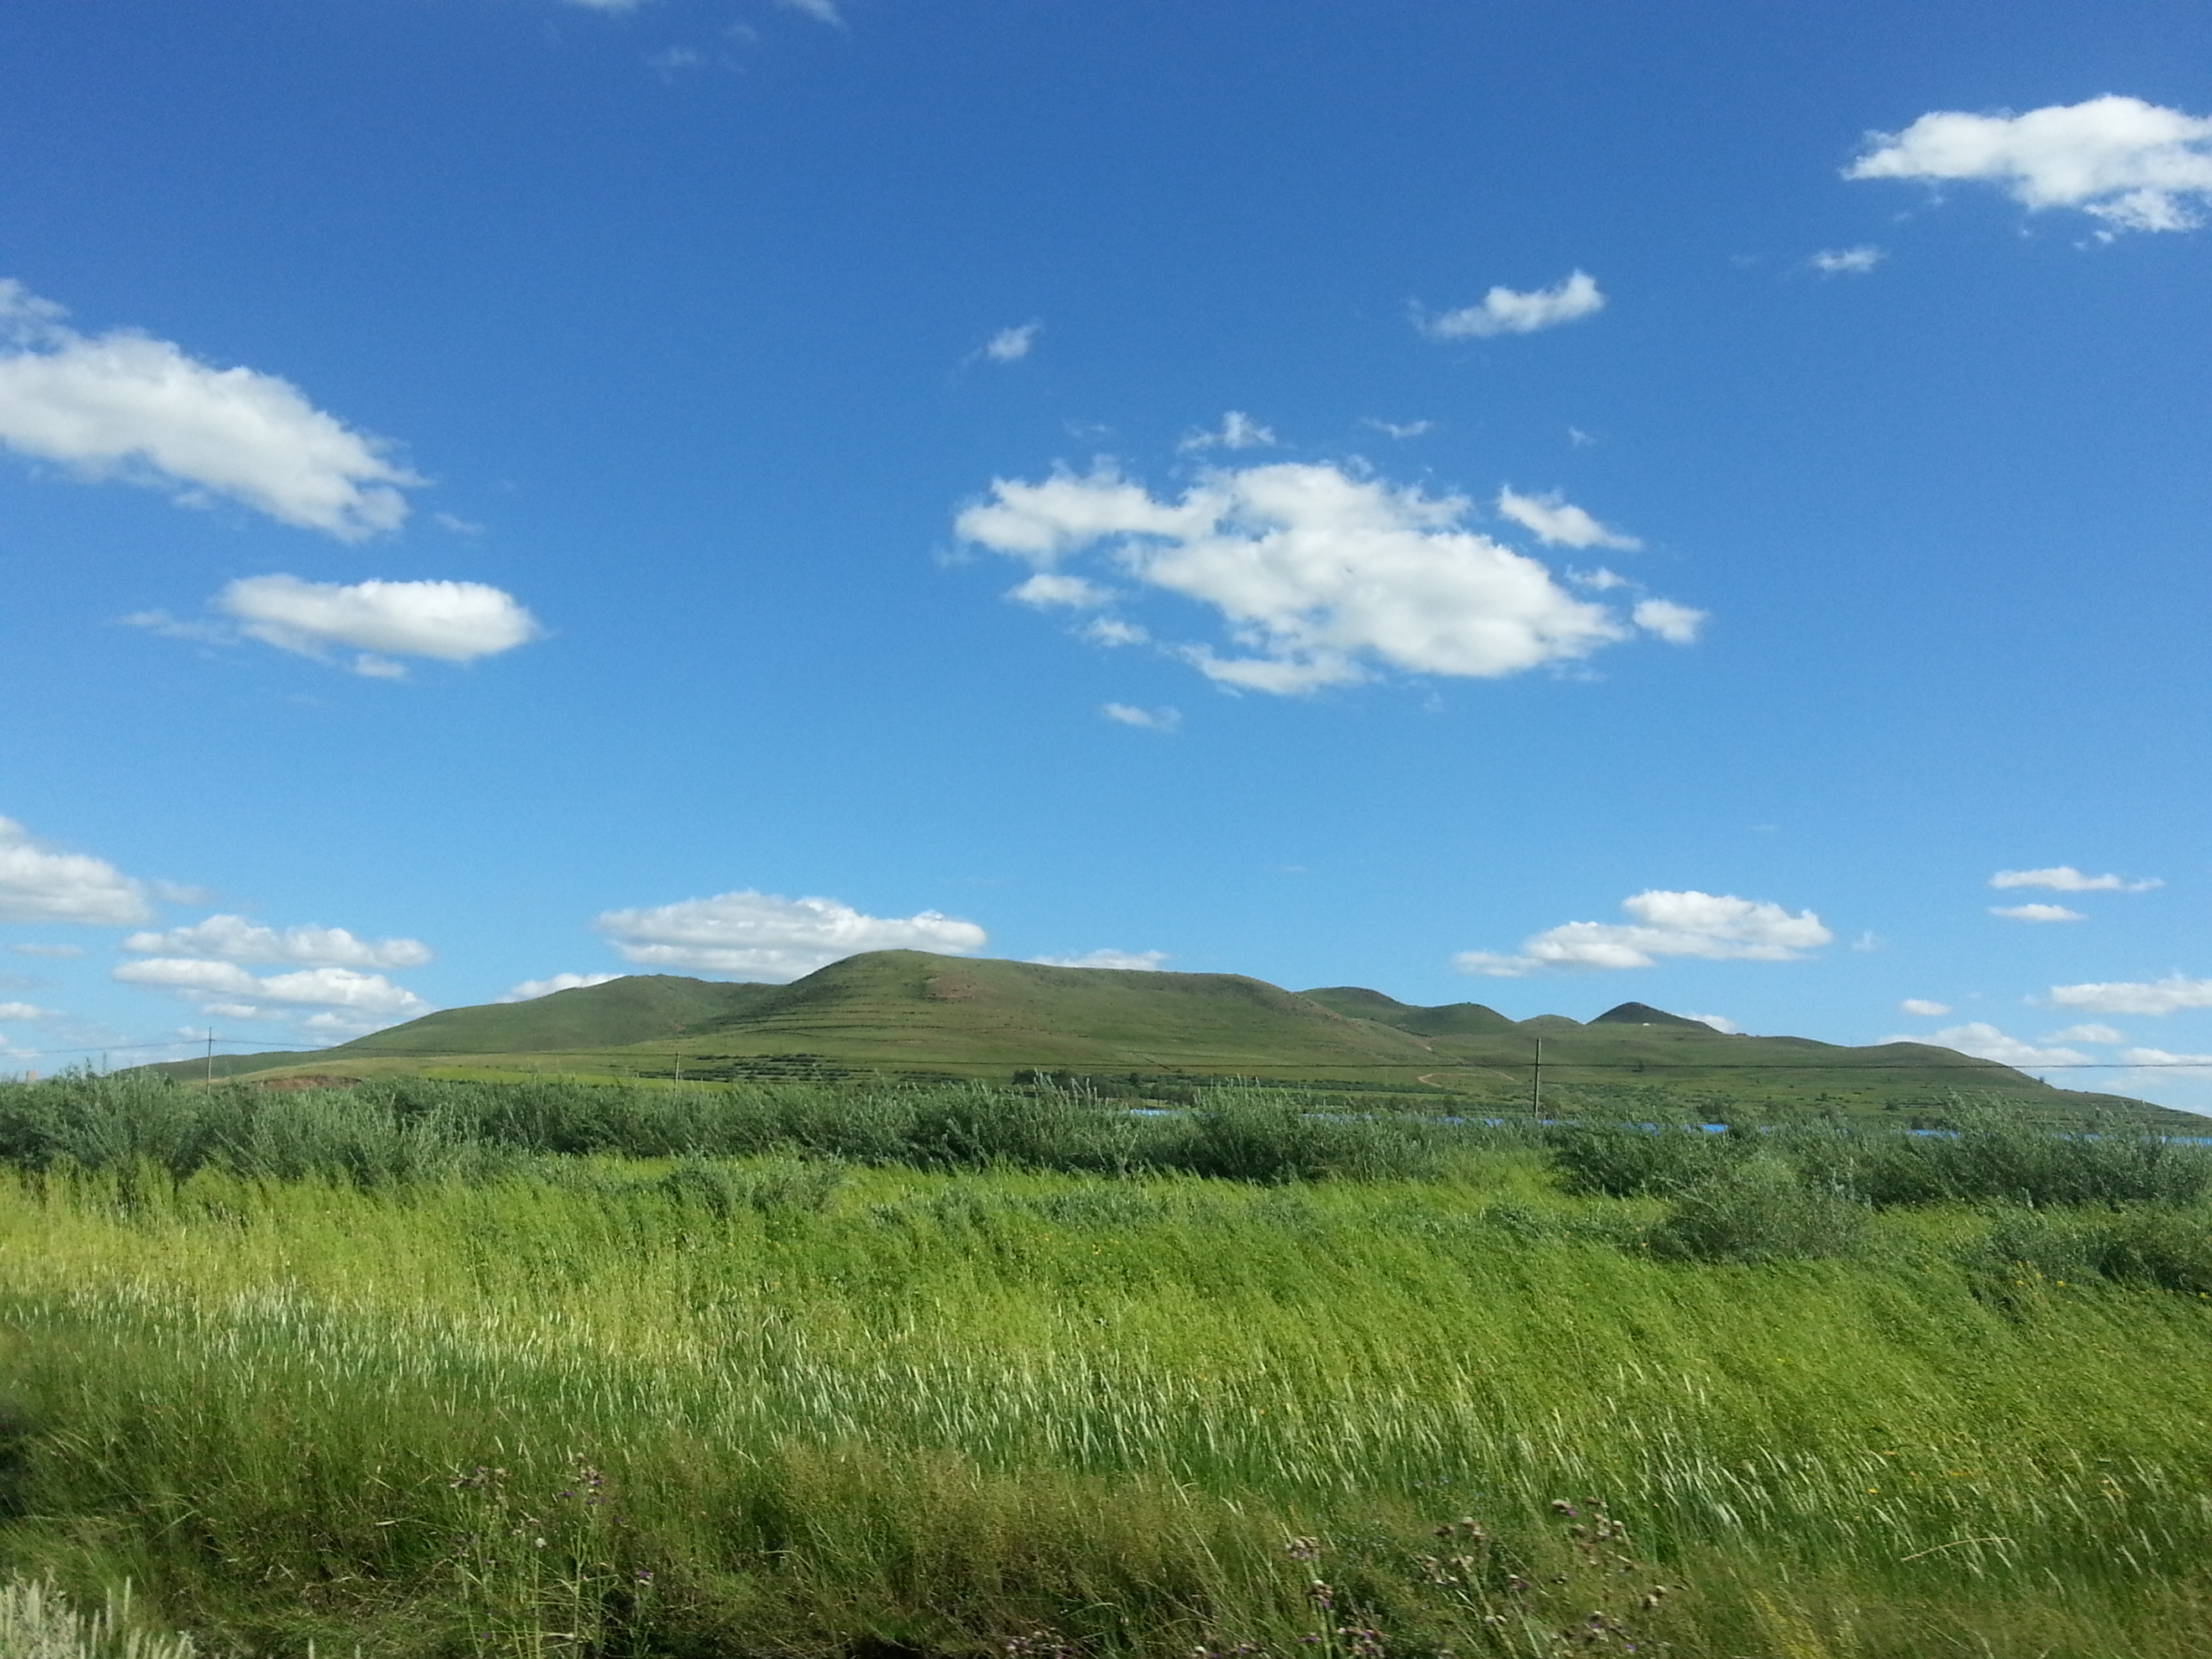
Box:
[1546,1113,1738,1197]
[1649,1158,1868,1264]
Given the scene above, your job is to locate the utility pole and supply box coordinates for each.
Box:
[674,1045,682,1085]
[205,1029,214,1089]
[1531,1038,1542,1117]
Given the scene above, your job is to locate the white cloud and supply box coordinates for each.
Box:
[1809,246,1885,274]
[1454,890,1832,977]
[2049,1023,2124,1043]
[983,323,1040,363]
[594,890,987,981]
[773,0,844,23]
[121,914,432,970]
[1990,903,2087,923]
[1007,572,1114,609]
[1179,411,1278,453]
[0,280,417,538]
[1847,96,2212,234]
[1990,865,2159,893]
[217,575,541,670]
[0,1002,58,1022]
[1568,567,1631,592]
[2118,1046,2212,1068]
[1910,1021,2091,1069]
[1631,598,1707,645]
[2047,975,2212,1016]
[0,816,152,925]
[958,462,1692,694]
[500,972,623,1002]
[1420,271,1605,339]
[7,943,85,958]
[1496,487,1642,550]
[1083,617,1149,647]
[1683,1012,1742,1033]
[1361,418,1433,440]
[1029,949,1170,971]
[1899,998,1953,1017]
[113,957,430,1018]
[1101,702,1181,732]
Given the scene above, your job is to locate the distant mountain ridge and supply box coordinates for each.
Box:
[145,950,2190,1124]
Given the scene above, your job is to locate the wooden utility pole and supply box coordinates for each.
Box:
[205,1028,215,1088]
[1531,1038,1542,1116]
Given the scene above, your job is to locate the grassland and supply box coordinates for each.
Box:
[3,1072,2211,1658]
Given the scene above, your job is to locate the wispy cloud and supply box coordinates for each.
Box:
[1847,95,2212,235]
[982,322,1041,363]
[1029,949,1170,970]
[1418,270,1604,339]
[1904,1021,2091,1069]
[1101,703,1181,732]
[1809,245,1885,274]
[1178,411,1277,453]
[1361,417,1433,440]
[1990,865,2159,893]
[1899,998,1952,1017]
[1454,890,1832,977]
[1496,487,1641,550]
[0,279,418,538]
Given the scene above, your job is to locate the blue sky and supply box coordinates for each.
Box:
[5,0,2212,1107]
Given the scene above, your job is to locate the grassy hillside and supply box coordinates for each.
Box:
[156,951,2190,1126]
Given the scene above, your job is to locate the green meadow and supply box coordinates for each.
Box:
[3,1073,2210,1658]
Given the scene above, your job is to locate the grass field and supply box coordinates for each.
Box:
[3,1073,2209,1658]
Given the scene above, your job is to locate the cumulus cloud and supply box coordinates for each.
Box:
[0,279,417,537]
[1899,998,1953,1017]
[1847,96,2212,234]
[1084,617,1149,647]
[1102,703,1181,731]
[1420,271,1605,339]
[1495,487,1642,551]
[982,323,1041,363]
[113,957,430,1019]
[1454,890,1832,977]
[1990,903,2087,923]
[594,890,987,981]
[215,575,541,671]
[1029,949,1170,970]
[1990,865,2159,892]
[1683,1012,1742,1033]
[1179,411,1278,453]
[958,462,1697,694]
[0,816,152,925]
[1809,245,1886,274]
[500,972,623,1002]
[2047,975,2212,1016]
[1910,1021,2091,1069]
[121,914,431,970]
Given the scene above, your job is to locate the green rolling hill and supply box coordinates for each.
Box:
[145,949,2193,1125]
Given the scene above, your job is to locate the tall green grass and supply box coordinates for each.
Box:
[0,1080,2208,1656]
